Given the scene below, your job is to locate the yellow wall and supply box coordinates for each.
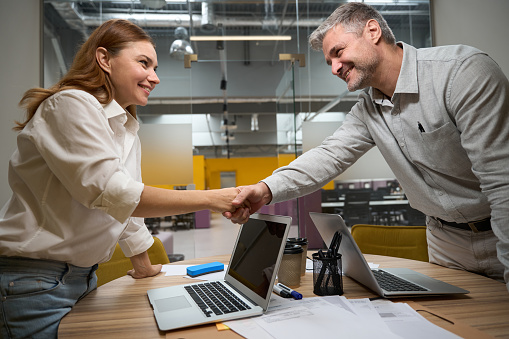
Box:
[193,155,206,190]
[204,157,278,189]
[322,180,335,190]
[149,153,334,191]
[277,153,296,167]
[275,153,334,190]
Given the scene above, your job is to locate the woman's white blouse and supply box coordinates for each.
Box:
[0,89,153,267]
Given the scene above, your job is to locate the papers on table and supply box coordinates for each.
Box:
[371,300,462,339]
[161,264,190,276]
[224,295,461,339]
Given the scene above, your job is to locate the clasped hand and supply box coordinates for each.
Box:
[223,182,272,224]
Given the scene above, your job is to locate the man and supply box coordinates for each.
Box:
[225,2,509,291]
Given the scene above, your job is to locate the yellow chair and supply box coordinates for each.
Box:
[350,224,429,262]
[96,236,170,287]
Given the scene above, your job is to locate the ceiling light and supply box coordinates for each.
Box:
[190,35,291,42]
[221,118,237,131]
[251,114,259,131]
[221,131,235,141]
[170,40,194,59]
[170,27,194,60]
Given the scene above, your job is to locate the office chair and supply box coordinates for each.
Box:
[96,236,170,287]
[342,191,372,226]
[321,189,340,202]
[350,224,429,262]
[405,207,427,226]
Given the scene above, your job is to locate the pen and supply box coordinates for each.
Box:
[331,232,342,257]
[276,283,303,300]
[417,121,425,133]
[273,284,292,298]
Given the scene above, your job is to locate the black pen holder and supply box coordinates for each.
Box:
[312,252,343,296]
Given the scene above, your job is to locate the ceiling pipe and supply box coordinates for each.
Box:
[78,13,324,28]
[200,1,216,32]
[51,2,429,31]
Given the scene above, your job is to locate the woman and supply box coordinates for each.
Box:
[0,19,238,338]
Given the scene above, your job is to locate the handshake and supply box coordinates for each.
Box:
[215,182,273,224]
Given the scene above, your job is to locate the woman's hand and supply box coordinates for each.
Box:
[223,182,272,224]
[207,187,246,213]
[133,186,246,218]
[128,251,162,279]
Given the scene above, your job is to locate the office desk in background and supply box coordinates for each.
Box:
[321,200,410,208]
[58,253,509,338]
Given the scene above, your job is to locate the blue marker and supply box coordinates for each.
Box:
[276,283,303,300]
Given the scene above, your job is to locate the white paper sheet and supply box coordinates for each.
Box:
[372,300,462,339]
[253,300,400,339]
[347,298,393,333]
[226,297,400,339]
[161,264,191,276]
[223,295,291,339]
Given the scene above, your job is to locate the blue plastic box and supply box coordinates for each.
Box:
[186,262,225,277]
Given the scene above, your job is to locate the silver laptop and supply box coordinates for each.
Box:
[309,212,469,297]
[147,213,291,331]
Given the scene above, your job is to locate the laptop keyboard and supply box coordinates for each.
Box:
[184,282,252,317]
[372,270,428,292]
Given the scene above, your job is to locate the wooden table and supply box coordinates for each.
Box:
[59,253,509,338]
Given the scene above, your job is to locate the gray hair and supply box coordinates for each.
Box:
[309,2,396,51]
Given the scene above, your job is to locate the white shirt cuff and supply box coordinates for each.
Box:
[118,225,154,257]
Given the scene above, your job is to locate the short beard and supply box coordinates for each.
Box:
[346,52,379,91]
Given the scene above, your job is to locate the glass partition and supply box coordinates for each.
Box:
[276,61,298,156]
[43,0,432,159]
[43,0,432,258]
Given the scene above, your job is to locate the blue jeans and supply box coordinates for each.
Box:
[0,256,97,339]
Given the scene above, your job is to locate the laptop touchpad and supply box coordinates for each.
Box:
[155,295,192,313]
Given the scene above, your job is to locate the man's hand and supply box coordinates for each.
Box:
[223,182,272,224]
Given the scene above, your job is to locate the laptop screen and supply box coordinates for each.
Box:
[227,219,288,299]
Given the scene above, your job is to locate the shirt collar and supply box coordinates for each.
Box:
[370,42,419,107]
[393,41,419,94]
[103,99,126,119]
[102,100,139,133]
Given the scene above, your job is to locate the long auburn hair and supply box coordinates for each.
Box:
[15,19,155,131]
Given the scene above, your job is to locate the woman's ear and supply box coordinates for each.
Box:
[96,47,111,74]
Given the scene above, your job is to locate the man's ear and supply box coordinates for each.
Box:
[96,47,111,74]
[364,19,382,44]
